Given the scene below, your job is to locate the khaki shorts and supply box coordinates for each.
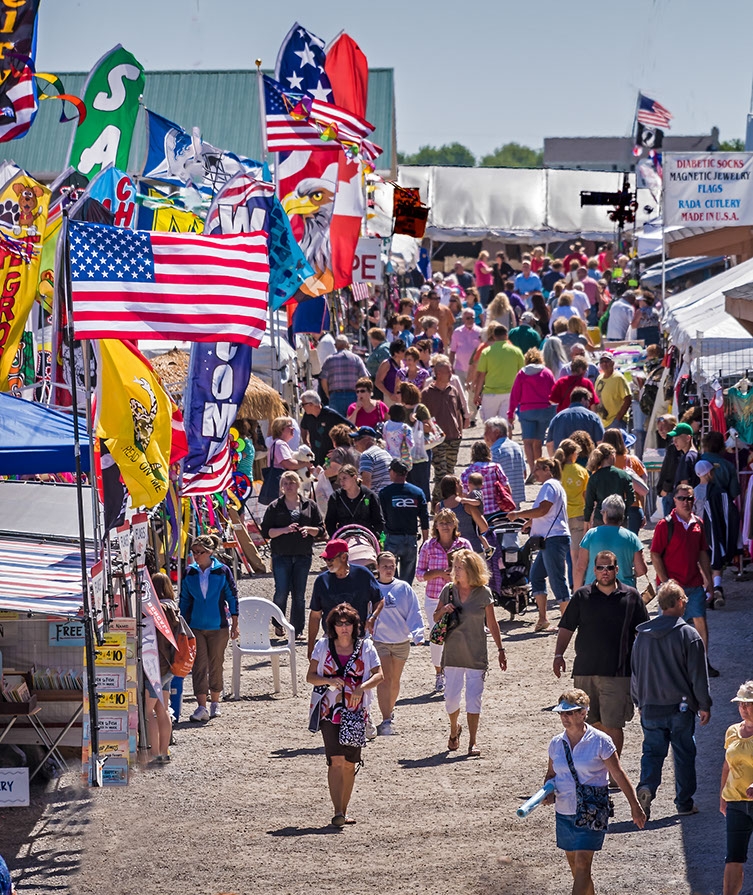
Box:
[573,675,634,729]
[373,640,411,661]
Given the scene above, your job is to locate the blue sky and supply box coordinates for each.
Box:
[37,0,753,159]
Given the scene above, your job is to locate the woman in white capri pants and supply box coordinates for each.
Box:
[434,549,507,756]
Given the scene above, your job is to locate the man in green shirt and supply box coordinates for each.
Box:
[473,324,525,421]
[509,312,543,355]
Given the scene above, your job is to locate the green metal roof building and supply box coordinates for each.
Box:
[6,68,396,181]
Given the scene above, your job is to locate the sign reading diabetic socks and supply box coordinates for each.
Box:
[664,152,753,227]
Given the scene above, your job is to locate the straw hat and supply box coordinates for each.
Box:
[731,681,753,702]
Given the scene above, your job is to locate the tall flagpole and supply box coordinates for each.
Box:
[257,58,282,395]
[62,210,101,786]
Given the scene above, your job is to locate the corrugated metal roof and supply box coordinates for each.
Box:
[6,68,395,181]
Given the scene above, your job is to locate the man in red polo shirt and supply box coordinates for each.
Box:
[650,483,718,677]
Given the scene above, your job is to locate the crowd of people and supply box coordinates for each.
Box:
[87,246,752,895]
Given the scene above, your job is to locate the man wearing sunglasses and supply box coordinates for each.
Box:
[650,483,718,677]
[553,550,648,760]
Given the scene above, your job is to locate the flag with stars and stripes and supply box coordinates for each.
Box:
[68,220,270,347]
[636,93,673,130]
[263,74,376,155]
[275,21,340,303]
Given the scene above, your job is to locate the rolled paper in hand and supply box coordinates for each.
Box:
[517,780,556,818]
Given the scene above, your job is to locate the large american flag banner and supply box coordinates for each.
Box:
[68,221,270,346]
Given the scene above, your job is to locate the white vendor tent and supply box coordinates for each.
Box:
[663,258,753,382]
[397,166,657,242]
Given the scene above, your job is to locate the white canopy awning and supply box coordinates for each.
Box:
[397,165,657,242]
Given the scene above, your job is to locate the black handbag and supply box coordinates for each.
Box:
[259,440,284,505]
[562,738,610,831]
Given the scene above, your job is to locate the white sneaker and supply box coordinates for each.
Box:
[435,672,445,693]
[189,705,210,722]
[210,702,222,718]
[377,719,396,736]
[365,718,377,740]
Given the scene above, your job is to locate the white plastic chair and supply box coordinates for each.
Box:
[231,597,298,698]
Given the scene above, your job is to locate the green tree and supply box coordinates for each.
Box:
[479,142,543,168]
[397,142,476,166]
[719,138,744,151]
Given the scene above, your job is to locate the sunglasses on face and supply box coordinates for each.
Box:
[334,620,353,627]
[675,495,694,502]
[595,564,616,571]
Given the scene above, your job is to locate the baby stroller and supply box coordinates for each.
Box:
[485,511,534,619]
[332,524,380,572]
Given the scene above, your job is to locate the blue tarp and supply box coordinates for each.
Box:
[0,393,90,475]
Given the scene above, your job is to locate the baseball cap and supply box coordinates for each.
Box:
[552,699,587,713]
[321,538,350,560]
[348,426,377,440]
[599,351,614,363]
[667,422,694,437]
[695,459,714,477]
[432,271,444,282]
[390,458,410,476]
[420,284,431,294]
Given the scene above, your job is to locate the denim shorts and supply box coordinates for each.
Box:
[519,406,556,441]
[683,585,707,621]
[555,812,605,852]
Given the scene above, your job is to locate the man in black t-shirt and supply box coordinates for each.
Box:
[307,538,383,659]
[552,550,648,757]
[299,389,352,466]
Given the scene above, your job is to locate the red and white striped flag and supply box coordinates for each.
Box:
[68,221,270,346]
[263,74,378,157]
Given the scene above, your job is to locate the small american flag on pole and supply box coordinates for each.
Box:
[68,221,270,347]
[351,282,370,302]
[636,93,673,130]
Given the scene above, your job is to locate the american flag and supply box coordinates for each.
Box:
[181,439,232,496]
[637,93,673,129]
[263,74,375,155]
[68,221,270,347]
[351,282,369,302]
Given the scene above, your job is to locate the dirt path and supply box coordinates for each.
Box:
[1,429,748,895]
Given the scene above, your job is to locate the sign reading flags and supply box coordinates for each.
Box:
[664,152,753,227]
[68,45,145,180]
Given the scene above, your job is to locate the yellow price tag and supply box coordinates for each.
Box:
[96,691,129,709]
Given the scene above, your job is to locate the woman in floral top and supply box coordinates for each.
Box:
[416,508,472,693]
[306,603,382,828]
[399,346,432,391]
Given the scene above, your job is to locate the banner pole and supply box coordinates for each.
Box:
[255,60,267,164]
[661,154,667,307]
[62,210,101,786]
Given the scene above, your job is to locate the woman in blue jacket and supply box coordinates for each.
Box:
[180,534,239,722]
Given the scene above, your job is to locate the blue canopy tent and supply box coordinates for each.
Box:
[0,393,90,475]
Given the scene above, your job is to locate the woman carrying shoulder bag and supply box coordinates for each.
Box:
[433,549,507,757]
[306,603,383,827]
[541,688,645,895]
